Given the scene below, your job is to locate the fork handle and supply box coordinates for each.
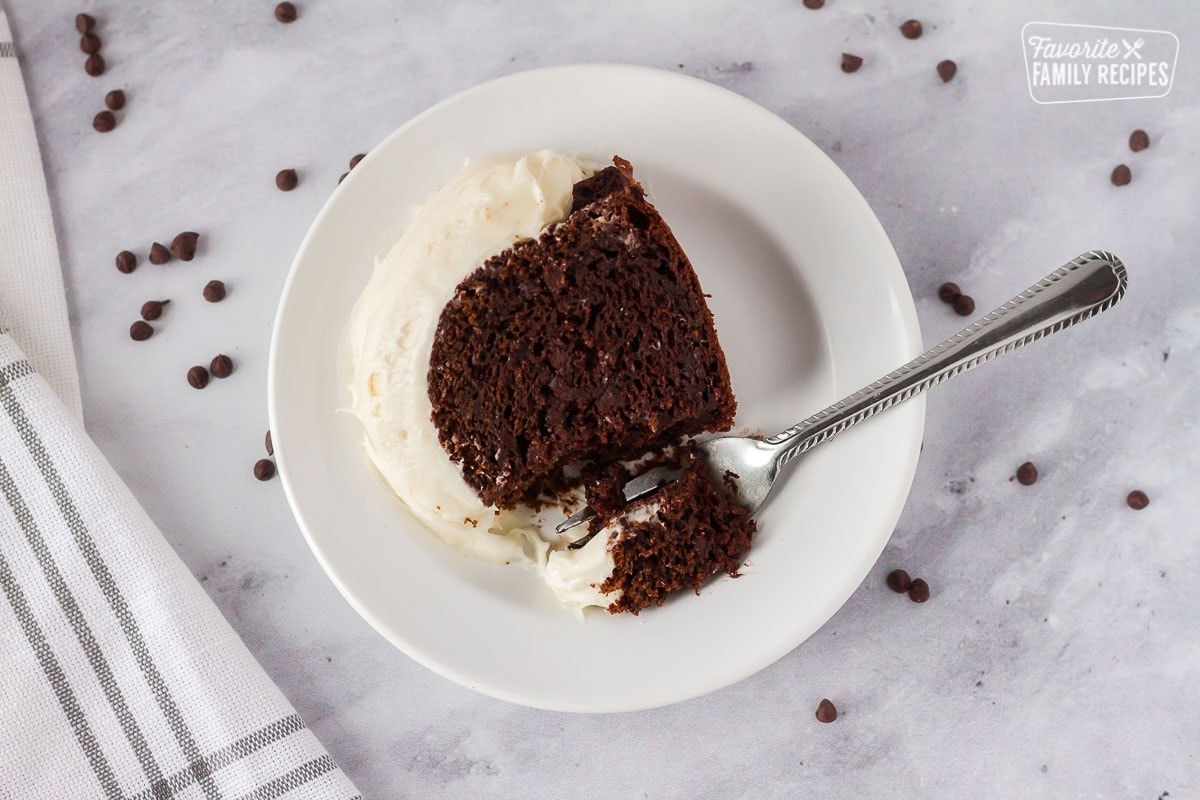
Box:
[766,251,1128,468]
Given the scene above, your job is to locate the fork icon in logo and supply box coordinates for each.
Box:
[1122,37,1146,59]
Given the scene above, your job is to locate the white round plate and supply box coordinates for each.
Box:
[269,64,924,712]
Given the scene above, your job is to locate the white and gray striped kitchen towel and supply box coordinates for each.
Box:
[0,13,360,800]
[0,331,362,798]
[0,8,81,421]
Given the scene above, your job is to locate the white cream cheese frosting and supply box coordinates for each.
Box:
[346,150,624,612]
[542,500,663,610]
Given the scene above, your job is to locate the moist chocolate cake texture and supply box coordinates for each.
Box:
[593,448,756,615]
[428,157,737,509]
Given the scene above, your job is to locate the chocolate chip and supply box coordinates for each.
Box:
[841,53,863,73]
[105,89,125,110]
[952,294,975,316]
[1129,129,1150,152]
[1111,164,1132,186]
[149,242,171,265]
[900,20,923,39]
[140,300,169,321]
[210,354,234,378]
[187,366,209,390]
[802,0,824,8]
[349,153,366,169]
[171,231,200,261]
[92,110,115,133]
[276,168,298,191]
[265,430,274,456]
[254,459,276,481]
[75,13,95,33]
[203,280,227,302]
[1016,461,1038,486]
[908,578,930,603]
[937,59,957,83]
[338,171,348,184]
[886,569,911,593]
[80,33,101,54]
[115,250,137,274]
[1126,490,1149,510]
[129,321,153,341]
[274,2,297,23]
[815,699,837,723]
[85,53,105,77]
[938,282,961,303]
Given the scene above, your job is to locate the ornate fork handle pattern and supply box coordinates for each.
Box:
[557,251,1127,535]
[767,251,1128,469]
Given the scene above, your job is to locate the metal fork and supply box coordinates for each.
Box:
[557,251,1127,535]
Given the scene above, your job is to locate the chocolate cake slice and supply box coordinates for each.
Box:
[428,157,737,509]
[589,449,757,615]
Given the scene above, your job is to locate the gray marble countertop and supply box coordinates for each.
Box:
[7,1,1197,796]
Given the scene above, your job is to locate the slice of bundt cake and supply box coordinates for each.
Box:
[428,157,737,509]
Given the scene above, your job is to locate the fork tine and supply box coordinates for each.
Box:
[554,464,680,535]
[556,505,594,534]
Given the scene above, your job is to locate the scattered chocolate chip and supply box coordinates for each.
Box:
[802,0,824,8]
[265,430,274,456]
[210,354,234,378]
[276,168,298,191]
[1111,164,1132,186]
[171,231,200,261]
[1129,129,1150,152]
[338,171,348,184]
[938,282,961,303]
[254,459,276,481]
[115,250,137,274]
[85,53,105,77]
[149,242,171,265]
[952,294,975,316]
[1126,490,1149,510]
[187,365,210,390]
[841,53,863,73]
[937,59,957,83]
[105,89,125,110]
[815,699,838,723]
[203,280,227,302]
[80,33,101,54]
[274,2,297,23]
[900,20,923,39]
[908,578,930,603]
[349,153,366,169]
[886,569,911,593]
[140,299,169,321]
[75,13,95,34]
[92,110,115,133]
[129,320,153,341]
[1016,461,1038,486]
